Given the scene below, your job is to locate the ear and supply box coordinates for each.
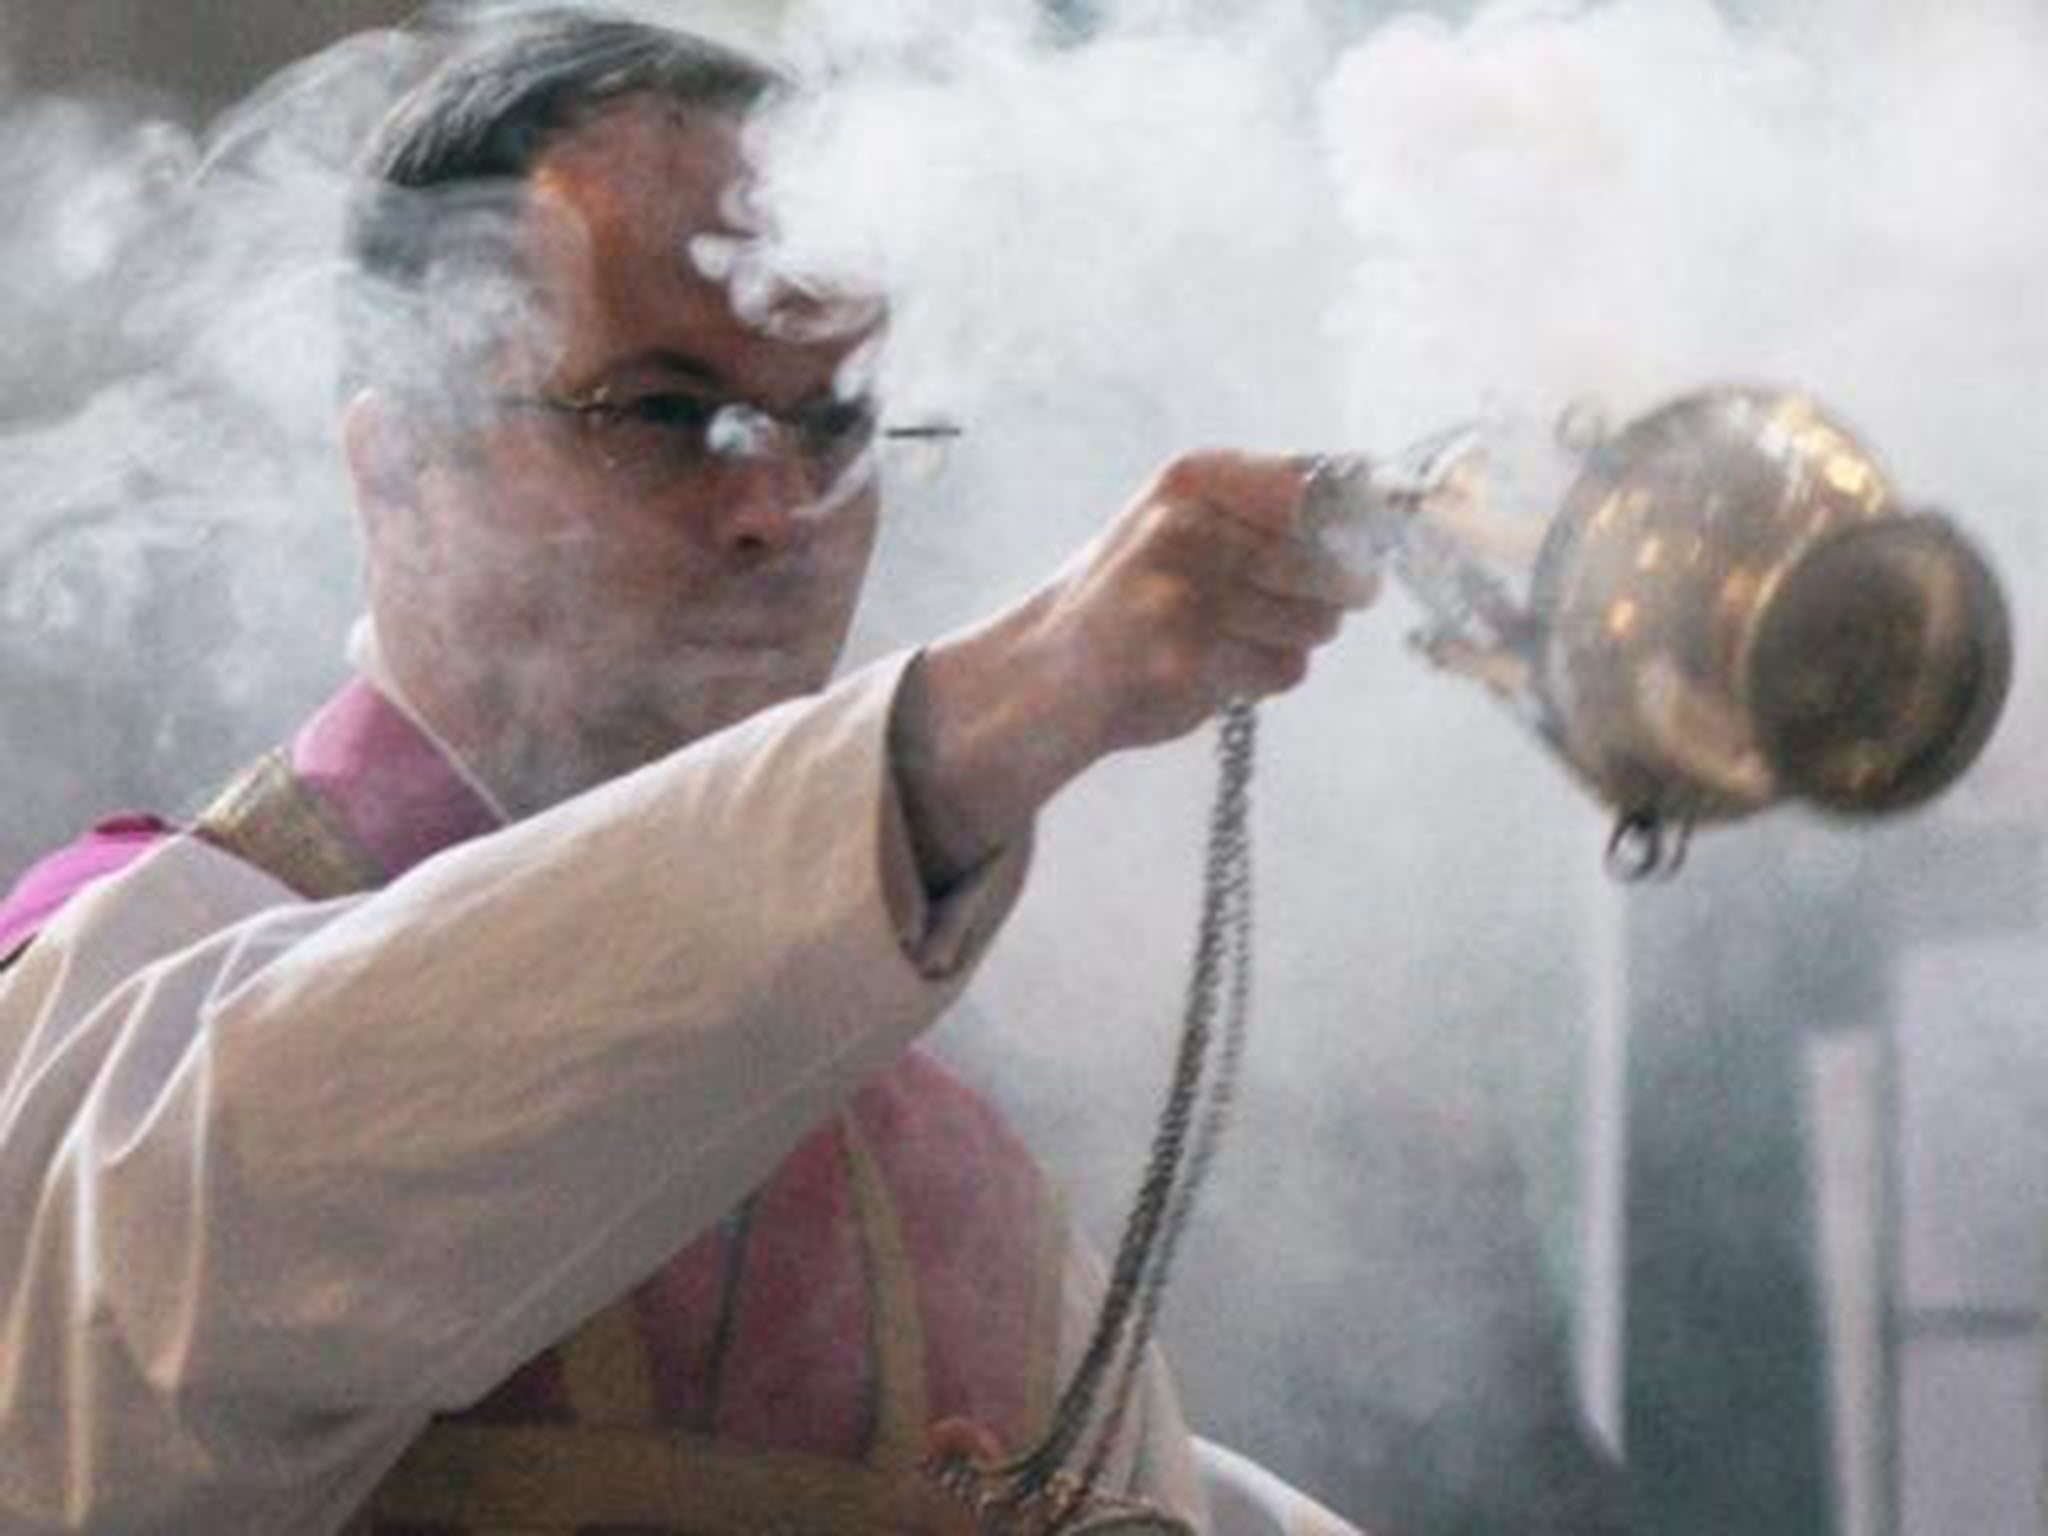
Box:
[342,386,423,534]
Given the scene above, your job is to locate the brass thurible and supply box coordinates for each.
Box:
[1305,386,2012,878]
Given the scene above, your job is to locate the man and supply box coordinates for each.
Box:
[0,11,1368,1534]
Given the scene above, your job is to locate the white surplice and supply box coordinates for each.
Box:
[0,649,1357,1535]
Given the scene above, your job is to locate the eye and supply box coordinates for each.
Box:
[794,397,877,452]
[617,393,721,433]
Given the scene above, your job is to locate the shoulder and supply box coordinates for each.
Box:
[0,815,176,961]
[0,815,310,976]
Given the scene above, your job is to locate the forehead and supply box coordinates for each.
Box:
[519,96,872,392]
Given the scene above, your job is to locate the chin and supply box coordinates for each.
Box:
[489,644,843,813]
[616,662,824,759]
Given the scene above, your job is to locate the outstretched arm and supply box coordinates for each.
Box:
[893,451,1374,888]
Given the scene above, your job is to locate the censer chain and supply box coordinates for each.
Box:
[931,701,1258,1534]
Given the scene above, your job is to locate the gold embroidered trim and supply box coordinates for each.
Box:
[192,749,386,900]
[1023,1183,1069,1446]
[838,1111,930,1471]
[361,1421,973,1534]
[556,1293,661,1428]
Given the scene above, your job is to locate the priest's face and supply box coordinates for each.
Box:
[358,95,883,815]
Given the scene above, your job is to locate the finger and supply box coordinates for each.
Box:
[1134,499,1371,622]
[1247,536,1383,609]
[1136,491,1270,569]
[1212,587,1346,652]
[924,1416,1005,1468]
[1153,450,1309,539]
[1136,489,1356,597]
[1209,637,1316,703]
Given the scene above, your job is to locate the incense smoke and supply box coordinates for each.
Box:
[747,0,2048,1526]
[3,2,2045,1531]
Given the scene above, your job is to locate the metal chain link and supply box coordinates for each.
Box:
[931,702,1258,1535]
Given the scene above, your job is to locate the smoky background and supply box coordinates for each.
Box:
[2,2,2044,1534]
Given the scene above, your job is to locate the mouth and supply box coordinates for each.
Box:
[670,615,829,653]
[683,633,807,654]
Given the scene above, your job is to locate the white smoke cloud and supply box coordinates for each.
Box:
[0,31,435,864]
[4,0,2044,1525]
[744,0,2048,1520]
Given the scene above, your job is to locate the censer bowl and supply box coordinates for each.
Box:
[1527,387,2011,839]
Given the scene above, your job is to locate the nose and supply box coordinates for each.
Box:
[704,405,811,555]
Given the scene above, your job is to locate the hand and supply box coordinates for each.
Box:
[1023,450,1376,754]
[892,451,1376,885]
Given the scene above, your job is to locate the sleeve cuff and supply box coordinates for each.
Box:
[872,657,1034,979]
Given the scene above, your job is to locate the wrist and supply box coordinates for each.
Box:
[890,593,1101,889]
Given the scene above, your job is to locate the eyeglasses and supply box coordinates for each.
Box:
[499,385,882,492]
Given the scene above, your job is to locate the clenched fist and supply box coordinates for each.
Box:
[892,451,1376,885]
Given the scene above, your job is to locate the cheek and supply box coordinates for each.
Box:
[439,452,634,590]
[459,442,596,541]
[395,472,578,641]
[822,490,883,580]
